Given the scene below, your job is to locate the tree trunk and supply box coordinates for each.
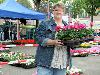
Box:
[35,2,40,28]
[91,4,94,23]
[36,20,39,28]
[90,15,93,28]
[91,15,93,22]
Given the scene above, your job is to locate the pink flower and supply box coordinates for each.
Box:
[69,25,75,29]
[90,22,94,27]
[62,26,68,30]
[74,24,79,29]
[9,52,15,55]
[79,24,86,29]
[55,26,61,32]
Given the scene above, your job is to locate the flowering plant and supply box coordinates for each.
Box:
[66,66,83,75]
[55,23,94,41]
[13,39,35,44]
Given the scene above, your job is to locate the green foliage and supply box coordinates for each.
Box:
[0,0,4,4]
[1,52,26,61]
[57,28,94,41]
[44,0,68,4]
[82,0,100,16]
[32,0,41,10]
[57,29,79,40]
[50,0,60,3]
[70,0,100,21]
[43,0,68,4]
[82,0,100,21]
[33,0,41,4]
[71,0,83,18]
[78,28,94,38]
[0,0,32,9]
[17,0,32,9]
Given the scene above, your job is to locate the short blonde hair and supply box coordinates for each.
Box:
[53,2,65,10]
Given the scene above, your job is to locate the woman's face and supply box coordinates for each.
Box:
[53,7,64,19]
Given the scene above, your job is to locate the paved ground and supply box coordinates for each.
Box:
[72,55,100,75]
[0,46,100,75]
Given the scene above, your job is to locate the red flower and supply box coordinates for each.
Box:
[14,39,35,44]
[27,39,35,44]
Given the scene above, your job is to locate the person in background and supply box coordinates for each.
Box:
[0,27,3,40]
[35,2,68,75]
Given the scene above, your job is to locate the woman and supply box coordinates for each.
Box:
[35,2,68,75]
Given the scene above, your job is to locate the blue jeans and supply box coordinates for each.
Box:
[37,66,66,75]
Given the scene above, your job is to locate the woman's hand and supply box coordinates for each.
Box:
[46,39,63,46]
[53,40,63,46]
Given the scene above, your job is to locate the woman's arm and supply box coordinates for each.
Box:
[34,21,63,46]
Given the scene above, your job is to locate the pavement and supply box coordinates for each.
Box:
[72,55,100,75]
[0,46,100,75]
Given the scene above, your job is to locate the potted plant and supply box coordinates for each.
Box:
[55,23,94,48]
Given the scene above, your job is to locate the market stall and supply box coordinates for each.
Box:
[0,0,46,40]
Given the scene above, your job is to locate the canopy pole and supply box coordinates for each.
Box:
[9,19,11,40]
[17,20,20,40]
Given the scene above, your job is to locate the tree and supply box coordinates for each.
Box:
[33,0,41,10]
[32,0,68,27]
[0,0,32,9]
[82,0,100,22]
[17,0,32,9]
[50,0,67,4]
[70,0,83,19]
[0,0,4,4]
[50,0,59,3]
[32,0,42,27]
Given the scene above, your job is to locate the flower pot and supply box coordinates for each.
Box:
[74,39,80,45]
[62,39,81,45]
[62,40,75,46]
[0,58,8,62]
[21,62,36,69]
[10,63,22,67]
[88,37,94,41]
[82,38,89,42]
[79,39,84,43]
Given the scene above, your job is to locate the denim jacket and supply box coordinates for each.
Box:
[35,18,67,68]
